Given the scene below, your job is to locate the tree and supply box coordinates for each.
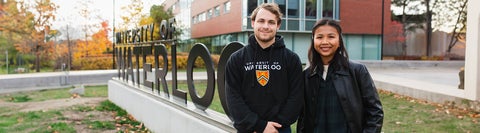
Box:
[423,0,433,56]
[0,0,31,71]
[431,0,468,57]
[120,0,145,30]
[149,5,175,40]
[0,0,58,72]
[385,21,406,56]
[0,0,33,36]
[30,0,58,72]
[76,0,100,58]
[91,21,112,54]
[391,0,425,58]
[391,0,467,58]
[150,5,173,23]
[73,21,112,68]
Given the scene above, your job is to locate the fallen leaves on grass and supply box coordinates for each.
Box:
[111,112,149,132]
[379,89,480,120]
[71,93,81,99]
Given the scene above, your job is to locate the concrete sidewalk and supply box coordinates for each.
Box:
[360,60,465,103]
[0,70,118,94]
[0,70,208,94]
[0,60,469,104]
[369,67,463,103]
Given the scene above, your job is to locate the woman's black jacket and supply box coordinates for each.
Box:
[297,60,384,133]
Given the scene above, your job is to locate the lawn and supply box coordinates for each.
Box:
[1,84,479,133]
[0,85,146,133]
[379,89,480,132]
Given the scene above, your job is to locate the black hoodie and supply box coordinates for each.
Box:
[225,35,304,133]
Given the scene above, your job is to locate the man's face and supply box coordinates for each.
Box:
[251,8,280,44]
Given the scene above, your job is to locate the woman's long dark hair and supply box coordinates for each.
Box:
[308,18,349,73]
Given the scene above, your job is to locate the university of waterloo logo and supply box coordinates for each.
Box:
[256,70,269,86]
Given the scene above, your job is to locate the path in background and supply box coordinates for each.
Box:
[0,61,467,105]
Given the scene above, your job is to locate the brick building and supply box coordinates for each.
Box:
[163,0,391,63]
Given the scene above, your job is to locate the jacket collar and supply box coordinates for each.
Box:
[307,64,350,79]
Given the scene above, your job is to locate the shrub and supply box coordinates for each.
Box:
[72,53,220,70]
[72,55,114,70]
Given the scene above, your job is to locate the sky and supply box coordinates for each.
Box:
[49,0,164,40]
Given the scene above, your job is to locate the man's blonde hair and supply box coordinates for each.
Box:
[250,3,283,25]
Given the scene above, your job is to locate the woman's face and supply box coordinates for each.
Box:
[313,25,340,64]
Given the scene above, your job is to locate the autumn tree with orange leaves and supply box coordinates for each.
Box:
[0,0,58,72]
[72,21,112,70]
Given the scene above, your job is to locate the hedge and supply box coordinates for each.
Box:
[73,53,220,70]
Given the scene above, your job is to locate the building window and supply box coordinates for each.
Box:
[214,6,220,16]
[287,0,299,18]
[224,1,231,13]
[207,9,213,19]
[247,0,257,16]
[323,0,334,18]
[305,0,317,19]
[199,12,206,22]
[274,0,286,18]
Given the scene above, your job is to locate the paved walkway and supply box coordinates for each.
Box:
[370,67,459,88]
[0,67,461,89]
[0,62,468,104]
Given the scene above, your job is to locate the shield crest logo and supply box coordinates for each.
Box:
[256,70,269,86]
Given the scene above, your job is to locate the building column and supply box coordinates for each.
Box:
[464,0,480,100]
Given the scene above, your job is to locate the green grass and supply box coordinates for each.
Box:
[175,83,480,132]
[1,84,479,132]
[0,66,56,74]
[96,100,127,116]
[0,85,147,132]
[0,109,64,132]
[380,91,480,133]
[33,122,76,133]
[95,100,146,131]
[174,82,225,114]
[7,95,32,102]
[84,120,116,130]
[0,85,108,102]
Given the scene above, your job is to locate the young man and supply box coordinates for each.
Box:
[225,3,304,133]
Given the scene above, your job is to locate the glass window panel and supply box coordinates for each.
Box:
[279,18,286,30]
[305,0,317,19]
[208,9,213,19]
[247,18,252,29]
[363,36,380,60]
[323,0,334,18]
[288,0,299,18]
[275,0,286,18]
[287,20,299,30]
[214,6,220,16]
[224,1,231,13]
[200,12,206,22]
[345,35,363,60]
[248,0,257,16]
[305,20,316,31]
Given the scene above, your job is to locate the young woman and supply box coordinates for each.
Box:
[297,18,384,133]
